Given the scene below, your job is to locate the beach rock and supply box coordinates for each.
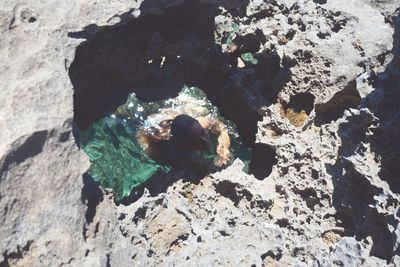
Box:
[0,0,399,265]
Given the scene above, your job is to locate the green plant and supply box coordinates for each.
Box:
[226,22,240,45]
[231,22,239,33]
[240,52,258,65]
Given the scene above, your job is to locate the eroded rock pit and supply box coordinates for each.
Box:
[69,0,284,201]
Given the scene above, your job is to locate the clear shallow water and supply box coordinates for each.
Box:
[80,86,250,201]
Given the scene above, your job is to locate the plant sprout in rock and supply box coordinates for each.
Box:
[226,22,240,45]
[225,22,258,65]
[241,52,258,65]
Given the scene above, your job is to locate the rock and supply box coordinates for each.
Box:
[1,0,399,266]
[319,237,387,266]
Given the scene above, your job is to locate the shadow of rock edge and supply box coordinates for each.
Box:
[327,109,398,261]
[314,80,361,126]
[368,11,400,193]
[81,173,104,225]
[0,130,47,174]
[69,0,291,139]
[70,0,232,131]
[327,10,400,262]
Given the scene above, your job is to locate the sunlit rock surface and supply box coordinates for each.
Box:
[0,0,399,266]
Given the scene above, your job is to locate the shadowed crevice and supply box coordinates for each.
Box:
[285,92,315,115]
[81,173,103,225]
[249,144,277,180]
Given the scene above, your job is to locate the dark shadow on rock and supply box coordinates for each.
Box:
[0,130,47,174]
[284,92,315,115]
[367,11,400,193]
[81,173,103,224]
[327,154,395,261]
[68,24,106,41]
[69,0,291,203]
[256,50,293,103]
[326,103,396,261]
[327,10,400,262]
[117,171,184,206]
[313,0,327,5]
[315,80,361,126]
[215,50,292,146]
[0,241,32,267]
[141,0,250,17]
[249,143,277,180]
[326,107,395,261]
[69,0,252,131]
[69,0,225,130]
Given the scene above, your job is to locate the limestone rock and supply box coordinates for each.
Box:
[1,0,399,266]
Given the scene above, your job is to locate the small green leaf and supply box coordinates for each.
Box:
[226,32,237,45]
[231,22,239,33]
[241,52,254,62]
[241,53,258,65]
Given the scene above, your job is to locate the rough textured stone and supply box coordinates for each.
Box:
[1,0,399,266]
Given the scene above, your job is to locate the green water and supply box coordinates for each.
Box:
[80,86,250,201]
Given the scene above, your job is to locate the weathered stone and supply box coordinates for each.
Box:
[1,0,399,266]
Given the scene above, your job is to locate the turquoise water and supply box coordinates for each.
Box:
[80,86,250,201]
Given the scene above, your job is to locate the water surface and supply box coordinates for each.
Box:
[80,86,250,200]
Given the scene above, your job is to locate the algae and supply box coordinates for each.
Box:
[281,106,308,127]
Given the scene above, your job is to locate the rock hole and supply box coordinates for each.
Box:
[317,32,331,39]
[261,248,282,261]
[305,197,320,210]
[331,19,347,33]
[227,30,265,67]
[285,29,296,41]
[249,144,277,180]
[293,187,318,200]
[313,0,327,4]
[69,0,282,203]
[247,9,275,21]
[132,207,147,224]
[286,92,315,114]
[169,234,189,247]
[281,92,315,127]
[28,17,36,23]
[215,180,241,206]
[219,230,230,236]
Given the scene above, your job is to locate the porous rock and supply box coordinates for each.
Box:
[1,0,399,266]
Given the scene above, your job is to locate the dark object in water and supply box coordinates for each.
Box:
[80,86,251,201]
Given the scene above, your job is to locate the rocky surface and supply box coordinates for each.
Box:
[1,0,399,266]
